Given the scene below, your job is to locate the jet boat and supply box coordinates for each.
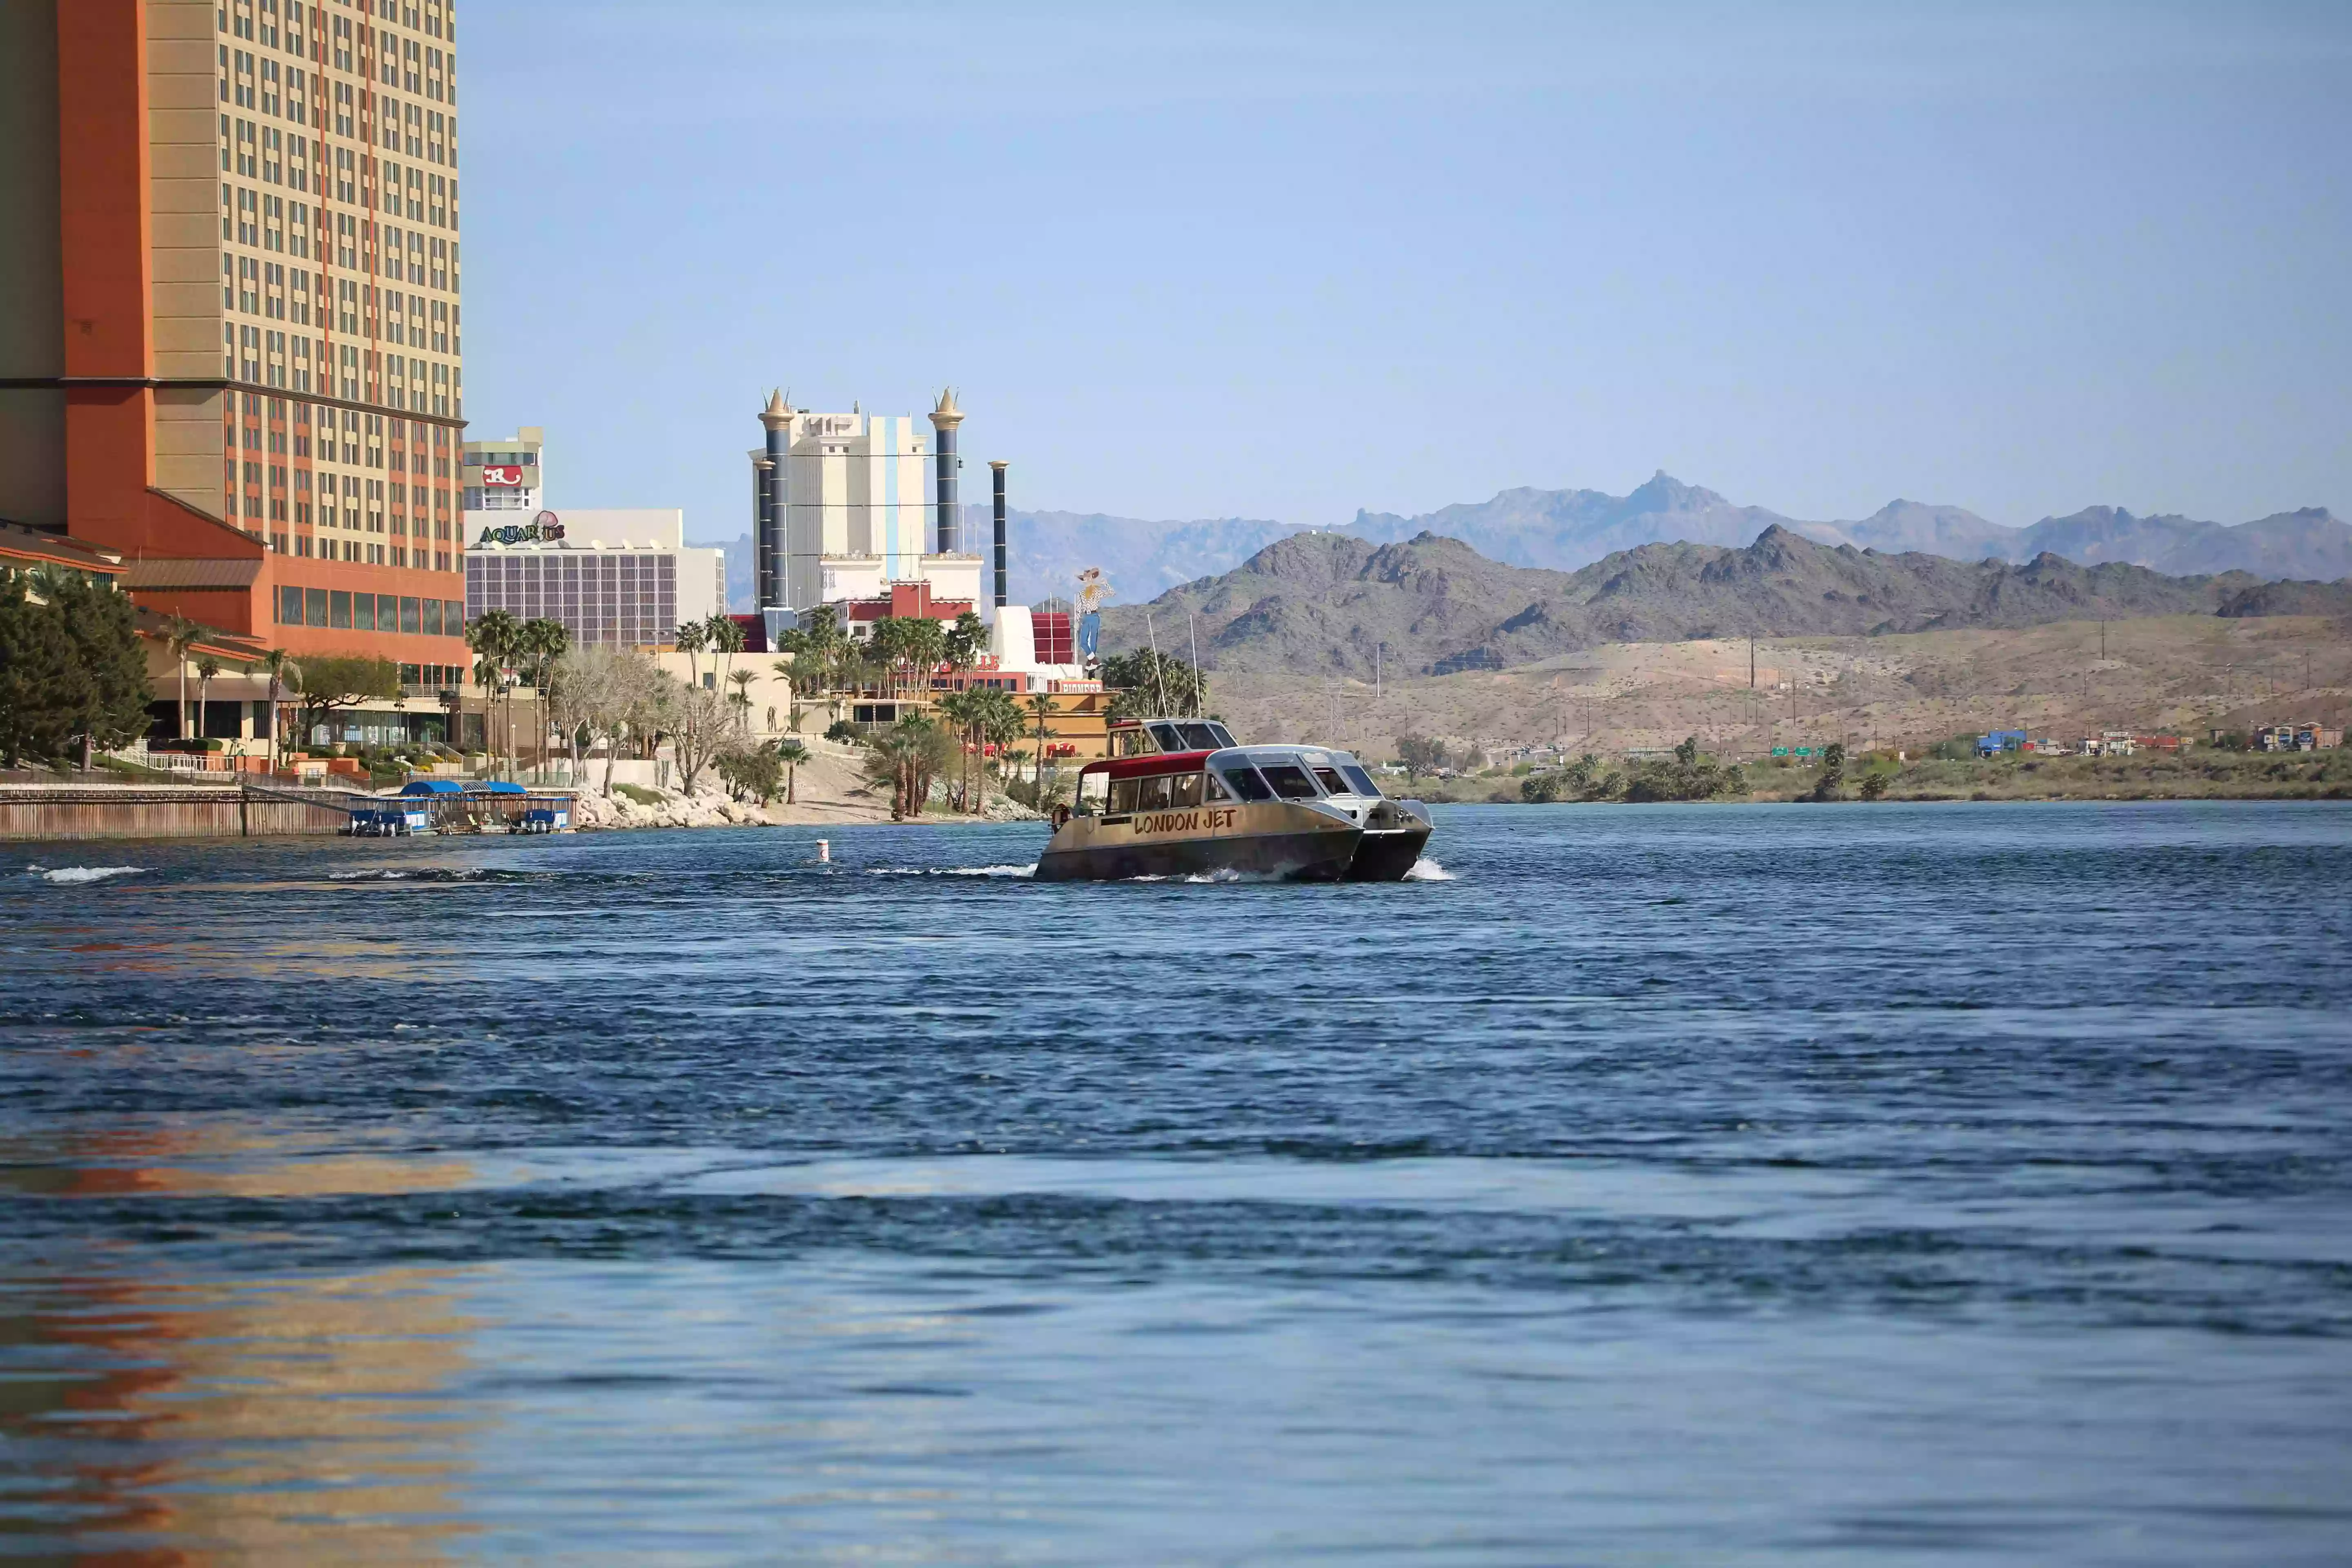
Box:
[1035,717,1433,882]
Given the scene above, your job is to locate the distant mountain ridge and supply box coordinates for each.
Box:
[700,478,2349,614]
[1098,525,2339,676]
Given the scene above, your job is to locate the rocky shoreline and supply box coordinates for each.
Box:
[568,785,1045,832]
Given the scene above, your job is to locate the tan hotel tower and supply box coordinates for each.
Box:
[0,0,472,688]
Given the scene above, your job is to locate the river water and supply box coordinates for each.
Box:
[4,802,2349,1565]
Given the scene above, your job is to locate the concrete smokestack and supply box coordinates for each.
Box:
[928,388,963,556]
[758,389,794,610]
[990,460,1008,610]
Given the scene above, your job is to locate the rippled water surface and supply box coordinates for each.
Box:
[5,802,2350,1565]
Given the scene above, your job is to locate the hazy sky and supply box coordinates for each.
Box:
[460,1,2351,535]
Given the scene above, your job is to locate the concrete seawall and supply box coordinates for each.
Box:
[0,785,353,840]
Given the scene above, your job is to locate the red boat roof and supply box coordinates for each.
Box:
[1079,750,1218,781]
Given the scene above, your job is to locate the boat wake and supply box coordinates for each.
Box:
[24,864,145,884]
[867,864,1038,879]
[327,867,506,882]
[1403,858,1456,881]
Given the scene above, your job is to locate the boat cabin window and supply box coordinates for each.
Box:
[1205,770,1238,803]
[1138,774,1174,811]
[1215,763,1272,802]
[1205,722,1237,748]
[1148,721,1187,752]
[1258,762,1321,800]
[1312,767,1348,796]
[1077,771,1109,814]
[1171,771,1204,808]
[1340,764,1382,797]
[1176,722,1223,750]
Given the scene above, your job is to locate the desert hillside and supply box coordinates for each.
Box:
[1207,613,2352,762]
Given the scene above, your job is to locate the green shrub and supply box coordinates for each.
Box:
[613,783,665,806]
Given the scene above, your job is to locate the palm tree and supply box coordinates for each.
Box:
[976,688,1025,815]
[945,610,986,671]
[902,617,947,703]
[162,615,201,742]
[258,649,299,772]
[465,608,521,775]
[727,668,756,733]
[864,617,906,701]
[935,687,981,811]
[674,617,710,690]
[707,612,744,693]
[775,739,808,804]
[194,654,221,751]
[1025,691,1057,795]
[516,617,569,776]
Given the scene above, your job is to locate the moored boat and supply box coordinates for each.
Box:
[1036,717,1432,882]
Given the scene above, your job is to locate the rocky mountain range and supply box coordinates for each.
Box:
[700,476,2348,613]
[1097,525,2343,677]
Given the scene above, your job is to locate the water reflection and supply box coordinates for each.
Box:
[0,1265,481,1563]
[1,1123,483,1562]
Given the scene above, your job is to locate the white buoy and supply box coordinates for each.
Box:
[815,839,830,863]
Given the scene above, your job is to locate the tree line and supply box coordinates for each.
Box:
[0,571,150,767]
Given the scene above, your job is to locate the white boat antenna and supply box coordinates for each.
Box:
[1146,609,1167,717]
[1187,612,1202,717]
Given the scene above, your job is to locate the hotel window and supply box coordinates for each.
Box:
[428,109,446,165]
[261,58,279,116]
[381,161,400,212]
[403,38,421,93]
[236,118,256,176]
[428,236,446,290]
[333,15,352,71]
[232,49,254,107]
[287,133,308,192]
[235,184,258,245]
[287,201,308,260]
[305,588,328,626]
[238,255,260,314]
[334,80,353,136]
[334,145,354,203]
[408,230,425,285]
[405,103,423,158]
[405,166,423,219]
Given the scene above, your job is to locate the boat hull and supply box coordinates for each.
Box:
[1035,826,1361,883]
[1033,795,1433,884]
[1345,822,1432,881]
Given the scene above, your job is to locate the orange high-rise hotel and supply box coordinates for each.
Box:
[0,0,474,734]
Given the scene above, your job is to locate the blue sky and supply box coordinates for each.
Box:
[459,1,2352,535]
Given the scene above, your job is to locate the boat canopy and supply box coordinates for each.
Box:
[399,780,465,796]
[471,781,528,795]
[1079,749,1218,782]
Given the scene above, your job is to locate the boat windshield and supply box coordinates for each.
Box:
[1339,764,1383,797]
[1076,771,1108,814]
[1176,722,1223,750]
[1147,722,1187,752]
[1205,722,1237,748]
[1257,761,1321,800]
[1215,763,1273,802]
[1312,767,1348,795]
